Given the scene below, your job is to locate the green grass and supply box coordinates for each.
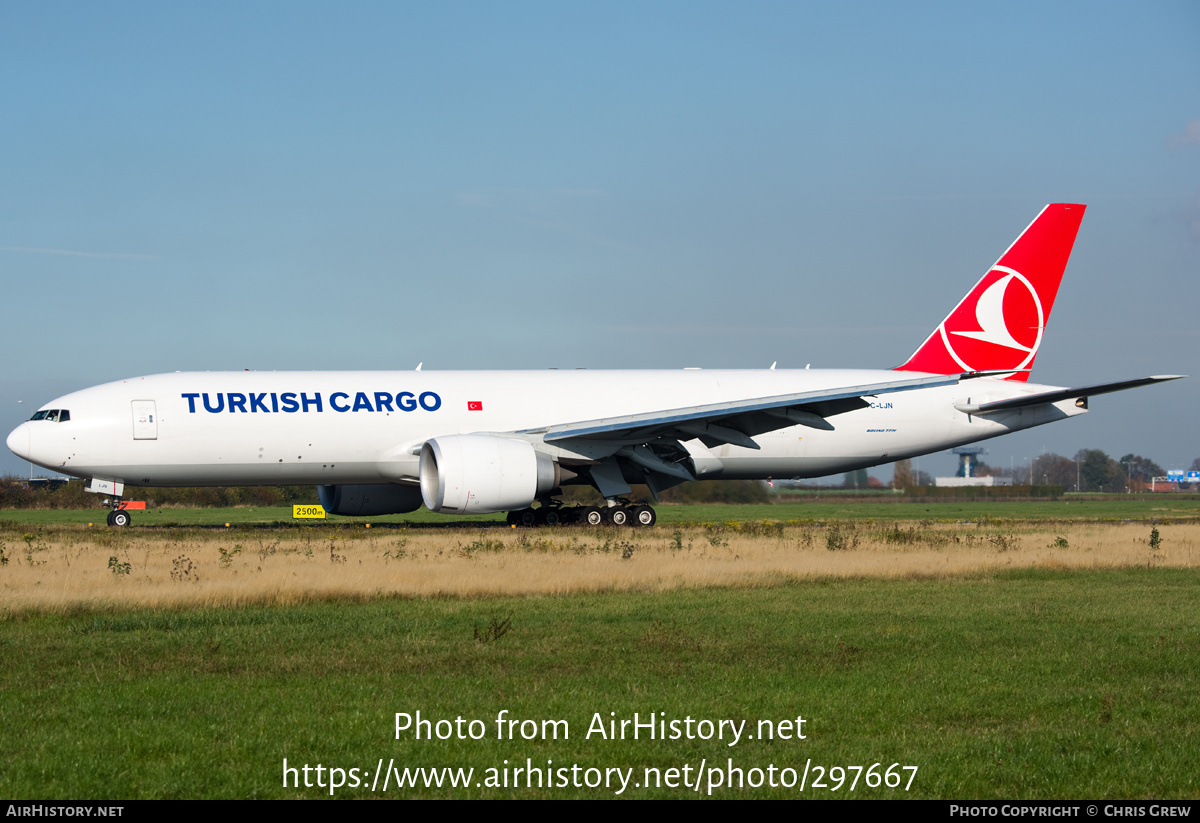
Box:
[3,495,1199,528]
[2,569,1197,798]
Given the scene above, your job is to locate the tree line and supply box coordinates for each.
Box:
[891,451,1198,493]
[0,476,772,510]
[0,479,318,510]
[3,448,1195,510]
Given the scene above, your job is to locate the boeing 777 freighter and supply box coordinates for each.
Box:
[6,204,1182,526]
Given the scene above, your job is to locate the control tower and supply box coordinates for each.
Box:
[952,446,987,478]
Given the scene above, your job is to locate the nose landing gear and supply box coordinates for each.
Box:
[104,501,131,527]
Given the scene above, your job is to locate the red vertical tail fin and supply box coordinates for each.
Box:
[895,203,1086,382]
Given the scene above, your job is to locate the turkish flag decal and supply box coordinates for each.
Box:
[467,401,483,411]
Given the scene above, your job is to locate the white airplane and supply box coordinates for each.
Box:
[6,203,1183,527]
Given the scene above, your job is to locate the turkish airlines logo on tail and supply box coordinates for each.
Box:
[895,204,1084,381]
[938,266,1044,374]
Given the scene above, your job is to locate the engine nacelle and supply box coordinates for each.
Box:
[420,434,559,514]
[317,483,424,516]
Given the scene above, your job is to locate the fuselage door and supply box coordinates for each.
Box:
[132,400,158,440]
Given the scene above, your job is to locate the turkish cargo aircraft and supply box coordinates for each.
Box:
[6,204,1182,527]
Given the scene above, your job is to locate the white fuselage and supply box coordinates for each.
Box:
[6,369,1083,487]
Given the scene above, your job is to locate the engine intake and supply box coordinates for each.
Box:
[420,434,559,514]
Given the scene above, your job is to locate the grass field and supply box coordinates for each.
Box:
[1,503,1197,799]
[3,494,1199,527]
[1,569,1197,798]
[1,519,1195,613]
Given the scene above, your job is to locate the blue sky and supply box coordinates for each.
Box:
[2,1,1197,480]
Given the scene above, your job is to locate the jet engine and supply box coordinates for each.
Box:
[420,434,560,514]
[317,483,424,516]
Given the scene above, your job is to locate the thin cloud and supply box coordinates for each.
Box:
[456,187,606,209]
[503,214,622,247]
[603,323,922,337]
[1166,120,1200,149]
[455,187,617,247]
[0,246,158,260]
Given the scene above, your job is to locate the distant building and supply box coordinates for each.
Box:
[934,475,1013,488]
[934,445,1011,486]
[25,477,71,490]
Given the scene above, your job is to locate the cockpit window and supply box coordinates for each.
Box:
[29,409,70,422]
[30,410,48,421]
[58,410,70,422]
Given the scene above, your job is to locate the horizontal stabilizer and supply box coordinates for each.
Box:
[954,375,1185,414]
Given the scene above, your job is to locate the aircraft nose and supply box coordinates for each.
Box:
[6,423,30,461]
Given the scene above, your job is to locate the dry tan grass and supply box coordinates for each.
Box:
[1,521,1195,614]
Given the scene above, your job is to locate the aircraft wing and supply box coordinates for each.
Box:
[954,375,1185,415]
[519,373,961,450]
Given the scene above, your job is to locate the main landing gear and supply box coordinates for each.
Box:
[506,501,657,528]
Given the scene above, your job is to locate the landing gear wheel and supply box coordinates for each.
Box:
[542,509,562,527]
[609,506,630,527]
[631,505,657,527]
[110,510,131,528]
[517,508,538,528]
[581,506,603,527]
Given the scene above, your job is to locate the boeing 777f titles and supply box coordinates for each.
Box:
[7,204,1183,526]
